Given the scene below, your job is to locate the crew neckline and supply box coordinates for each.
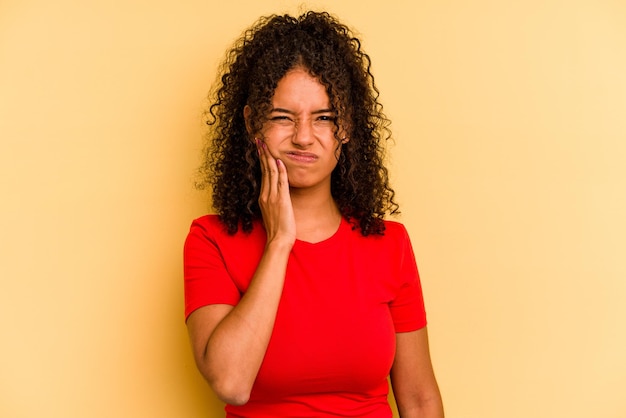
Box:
[293,216,349,249]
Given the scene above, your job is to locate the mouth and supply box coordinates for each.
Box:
[284,151,318,163]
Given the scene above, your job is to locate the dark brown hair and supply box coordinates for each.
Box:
[197,11,399,235]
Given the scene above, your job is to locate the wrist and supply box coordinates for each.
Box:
[265,236,295,253]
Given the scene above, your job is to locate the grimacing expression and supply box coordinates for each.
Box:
[252,67,348,190]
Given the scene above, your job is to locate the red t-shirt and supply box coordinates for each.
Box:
[184,215,427,417]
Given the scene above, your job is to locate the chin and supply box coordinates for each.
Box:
[286,170,332,191]
[286,176,318,189]
[287,180,313,189]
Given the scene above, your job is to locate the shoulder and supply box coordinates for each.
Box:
[382,219,409,236]
[378,219,412,245]
[186,214,265,250]
[189,214,228,236]
[347,218,409,239]
[346,219,413,253]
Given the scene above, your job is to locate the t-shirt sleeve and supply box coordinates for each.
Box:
[389,225,428,332]
[183,218,241,320]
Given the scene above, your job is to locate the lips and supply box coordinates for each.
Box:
[284,151,318,163]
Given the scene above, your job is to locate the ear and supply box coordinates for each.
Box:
[338,120,351,144]
[339,127,349,144]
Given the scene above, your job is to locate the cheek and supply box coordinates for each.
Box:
[327,139,344,159]
[259,138,281,160]
[261,128,292,155]
[261,125,286,142]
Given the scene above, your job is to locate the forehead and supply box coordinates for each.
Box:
[271,68,331,109]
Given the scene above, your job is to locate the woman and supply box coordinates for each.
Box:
[184,11,444,418]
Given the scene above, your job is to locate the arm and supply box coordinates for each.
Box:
[186,242,290,405]
[186,140,295,406]
[390,327,444,418]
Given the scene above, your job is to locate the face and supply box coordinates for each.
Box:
[251,67,347,191]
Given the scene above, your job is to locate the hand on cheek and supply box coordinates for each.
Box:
[255,138,296,247]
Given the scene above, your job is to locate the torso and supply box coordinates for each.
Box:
[184,215,426,417]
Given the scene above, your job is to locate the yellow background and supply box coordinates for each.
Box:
[1,1,625,417]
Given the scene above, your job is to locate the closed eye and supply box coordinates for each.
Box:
[269,115,295,126]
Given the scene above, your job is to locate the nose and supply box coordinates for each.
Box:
[291,119,315,147]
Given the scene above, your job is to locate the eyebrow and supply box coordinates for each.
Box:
[270,107,335,115]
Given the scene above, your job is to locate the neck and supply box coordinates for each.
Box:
[289,186,342,243]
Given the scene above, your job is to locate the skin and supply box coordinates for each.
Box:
[187,67,444,416]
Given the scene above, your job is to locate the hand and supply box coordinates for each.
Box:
[256,138,296,248]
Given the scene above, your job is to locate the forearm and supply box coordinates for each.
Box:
[200,240,291,404]
[391,329,444,418]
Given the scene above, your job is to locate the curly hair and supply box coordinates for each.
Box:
[197,11,399,236]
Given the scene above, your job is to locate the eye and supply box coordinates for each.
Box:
[270,115,295,125]
[316,115,336,122]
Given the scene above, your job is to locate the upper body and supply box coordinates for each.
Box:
[185,11,444,418]
[185,215,427,417]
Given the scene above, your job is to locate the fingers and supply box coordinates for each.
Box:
[256,138,286,197]
[256,138,270,196]
[275,158,289,196]
[255,138,295,246]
